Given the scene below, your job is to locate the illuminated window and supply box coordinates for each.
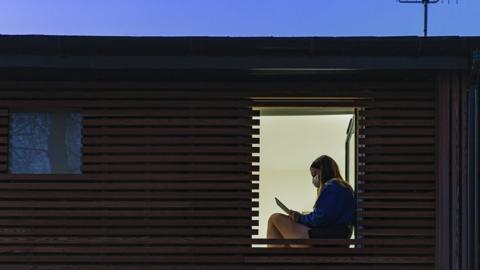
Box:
[252,107,357,247]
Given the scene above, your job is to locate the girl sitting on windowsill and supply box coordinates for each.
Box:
[266,155,355,248]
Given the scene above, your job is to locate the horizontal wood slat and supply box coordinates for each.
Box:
[0,191,255,199]
[82,154,259,163]
[0,80,435,92]
[83,118,259,126]
[0,228,258,236]
[0,200,259,208]
[360,109,435,118]
[82,108,258,117]
[359,229,434,236]
[358,174,434,181]
[358,201,435,209]
[82,145,258,153]
[248,100,370,107]
[83,127,258,136]
[358,211,435,218]
[0,236,435,245]
[357,183,434,190]
[0,255,434,264]
[359,119,435,127]
[357,192,435,200]
[0,182,258,190]
[81,164,259,173]
[361,146,434,154]
[371,101,434,109]
[0,219,258,227]
[359,155,434,163]
[0,246,435,255]
[82,136,260,145]
[0,173,259,181]
[244,256,433,264]
[0,99,255,108]
[359,137,435,145]
[363,128,435,136]
[0,209,259,217]
[358,220,435,227]
[0,266,434,270]
[359,165,434,172]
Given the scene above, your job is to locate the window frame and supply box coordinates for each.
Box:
[251,101,361,247]
[7,107,83,175]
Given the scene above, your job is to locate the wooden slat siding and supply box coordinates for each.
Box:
[435,71,470,270]
[252,107,261,245]
[0,267,435,270]
[460,70,469,270]
[357,85,436,260]
[0,246,435,255]
[0,79,437,269]
[357,108,366,245]
[0,173,259,181]
[0,108,7,173]
[0,80,437,92]
[78,99,259,242]
[450,71,461,270]
[436,71,453,270]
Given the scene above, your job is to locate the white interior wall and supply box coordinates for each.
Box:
[254,114,353,240]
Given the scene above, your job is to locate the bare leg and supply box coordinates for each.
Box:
[267,214,287,248]
[267,213,312,248]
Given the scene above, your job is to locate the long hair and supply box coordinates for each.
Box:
[310,155,354,201]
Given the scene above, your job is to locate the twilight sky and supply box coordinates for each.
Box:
[0,0,478,36]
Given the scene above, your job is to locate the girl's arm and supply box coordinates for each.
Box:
[297,183,343,227]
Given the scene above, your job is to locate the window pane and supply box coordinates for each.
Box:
[9,111,82,174]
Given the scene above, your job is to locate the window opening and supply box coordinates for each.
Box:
[252,107,357,248]
[9,109,82,174]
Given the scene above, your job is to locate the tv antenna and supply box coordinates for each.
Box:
[398,0,440,37]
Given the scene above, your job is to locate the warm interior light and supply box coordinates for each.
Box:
[252,108,356,247]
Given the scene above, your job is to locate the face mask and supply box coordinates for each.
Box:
[312,175,320,188]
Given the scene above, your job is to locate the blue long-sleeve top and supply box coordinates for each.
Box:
[297,178,355,228]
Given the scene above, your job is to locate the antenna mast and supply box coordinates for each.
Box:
[398,0,440,37]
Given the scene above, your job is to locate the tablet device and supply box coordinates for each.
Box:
[275,197,290,214]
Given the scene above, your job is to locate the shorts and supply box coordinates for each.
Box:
[308,224,352,239]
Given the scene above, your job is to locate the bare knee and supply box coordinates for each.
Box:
[268,213,284,227]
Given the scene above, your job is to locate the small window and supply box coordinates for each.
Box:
[9,110,82,174]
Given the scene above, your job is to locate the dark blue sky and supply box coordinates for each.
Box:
[0,0,478,36]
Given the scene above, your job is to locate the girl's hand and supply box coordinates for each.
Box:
[288,210,300,222]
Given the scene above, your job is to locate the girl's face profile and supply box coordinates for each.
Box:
[310,167,321,189]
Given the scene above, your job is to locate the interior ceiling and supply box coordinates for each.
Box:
[258,107,355,116]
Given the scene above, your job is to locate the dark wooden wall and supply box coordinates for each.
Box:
[437,70,471,270]
[357,82,436,245]
[0,109,7,173]
[0,70,441,269]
